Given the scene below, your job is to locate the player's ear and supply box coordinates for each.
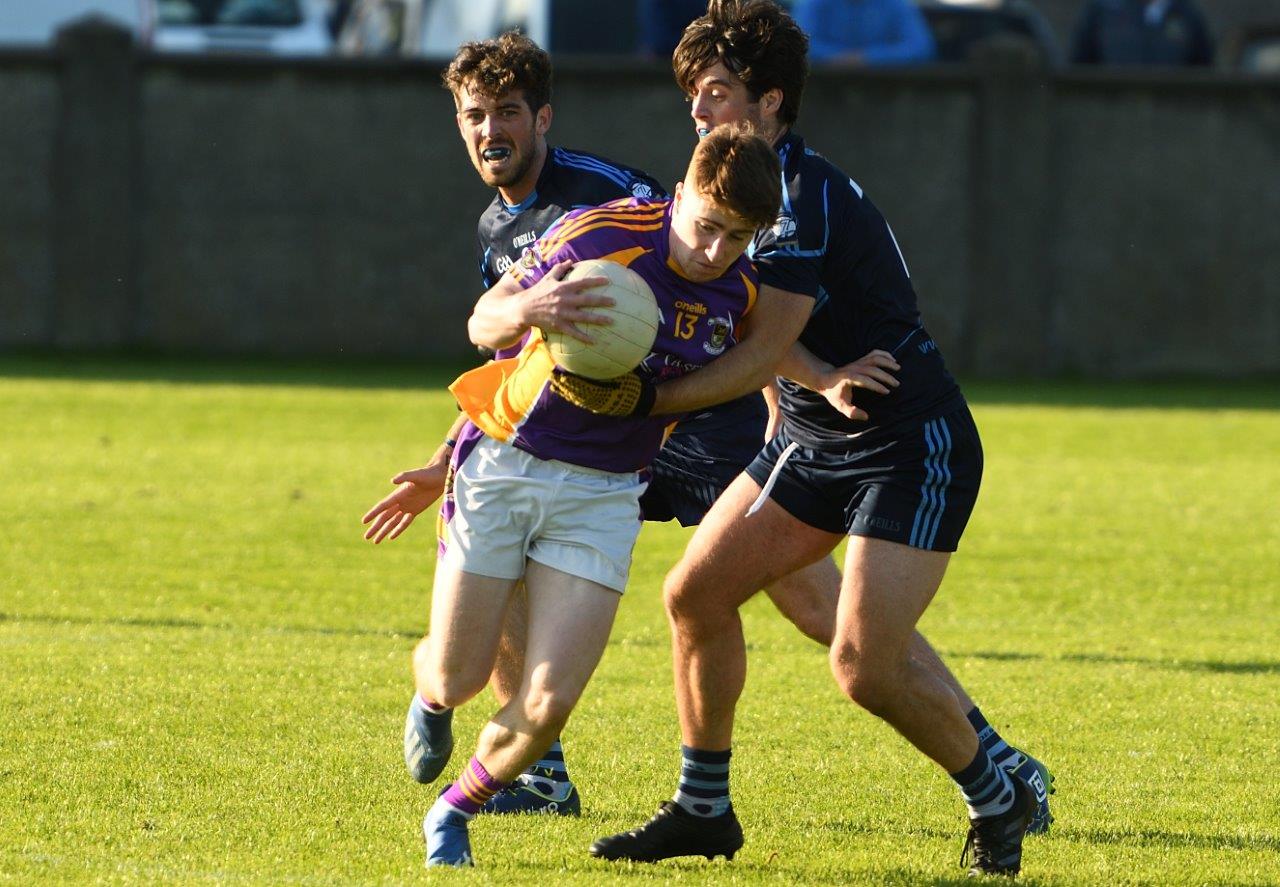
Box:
[535,104,552,136]
[672,180,684,210]
[759,88,783,119]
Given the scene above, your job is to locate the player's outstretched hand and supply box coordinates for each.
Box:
[522,260,614,345]
[361,464,447,544]
[552,370,656,418]
[819,349,900,421]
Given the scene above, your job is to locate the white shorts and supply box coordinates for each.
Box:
[440,436,646,593]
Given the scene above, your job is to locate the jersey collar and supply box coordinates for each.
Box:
[499,145,558,214]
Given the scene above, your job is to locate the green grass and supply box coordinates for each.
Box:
[2,356,1278,885]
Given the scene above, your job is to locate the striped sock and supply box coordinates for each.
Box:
[440,756,508,818]
[524,738,571,794]
[672,745,731,818]
[967,706,1024,772]
[951,747,1016,820]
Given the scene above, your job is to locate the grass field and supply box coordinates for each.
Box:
[2,356,1278,885]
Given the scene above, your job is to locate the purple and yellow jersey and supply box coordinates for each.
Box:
[449,198,758,474]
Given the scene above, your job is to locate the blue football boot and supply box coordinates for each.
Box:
[1008,752,1055,835]
[403,695,453,784]
[422,801,474,868]
[479,774,581,816]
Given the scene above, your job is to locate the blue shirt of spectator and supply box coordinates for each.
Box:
[792,0,936,66]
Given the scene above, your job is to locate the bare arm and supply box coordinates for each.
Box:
[762,379,783,440]
[777,340,901,422]
[649,284,813,416]
[361,412,470,544]
[468,260,613,351]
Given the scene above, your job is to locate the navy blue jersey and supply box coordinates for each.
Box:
[474,145,765,435]
[754,132,964,449]
[476,146,665,288]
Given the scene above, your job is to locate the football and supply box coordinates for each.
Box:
[544,259,660,380]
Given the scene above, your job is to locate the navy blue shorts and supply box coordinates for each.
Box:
[640,420,764,527]
[744,406,983,551]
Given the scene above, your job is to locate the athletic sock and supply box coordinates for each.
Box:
[523,738,572,795]
[951,746,1016,820]
[440,756,508,817]
[672,745,732,817]
[411,694,453,749]
[419,693,450,714]
[966,706,1024,771]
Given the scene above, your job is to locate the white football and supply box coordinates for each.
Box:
[544,259,660,380]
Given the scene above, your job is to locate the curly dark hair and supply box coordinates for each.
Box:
[442,31,551,113]
[689,121,782,229]
[673,0,809,126]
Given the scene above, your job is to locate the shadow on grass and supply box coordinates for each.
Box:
[0,610,419,641]
[0,611,689,652]
[1061,826,1280,854]
[953,649,1280,675]
[0,352,466,392]
[577,857,999,886]
[2,353,1278,410]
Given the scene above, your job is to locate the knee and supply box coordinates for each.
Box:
[414,638,487,709]
[663,562,732,633]
[828,641,895,717]
[519,686,576,735]
[427,671,487,709]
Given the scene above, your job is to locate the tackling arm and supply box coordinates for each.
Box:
[776,340,901,422]
[649,284,813,415]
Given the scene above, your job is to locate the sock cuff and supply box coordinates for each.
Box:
[467,756,502,793]
[419,694,449,714]
[965,706,989,733]
[950,747,992,787]
[681,745,732,765]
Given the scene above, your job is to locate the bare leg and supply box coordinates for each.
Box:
[474,560,619,780]
[489,584,528,706]
[767,556,975,710]
[666,474,842,750]
[413,562,519,708]
[829,536,977,773]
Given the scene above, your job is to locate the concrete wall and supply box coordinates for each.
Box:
[1,20,1278,377]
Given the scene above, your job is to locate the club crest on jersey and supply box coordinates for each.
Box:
[772,212,797,240]
[704,317,731,355]
[630,180,655,199]
[519,246,541,269]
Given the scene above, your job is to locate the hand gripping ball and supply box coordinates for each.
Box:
[544,259,660,380]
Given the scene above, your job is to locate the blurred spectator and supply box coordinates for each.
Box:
[1070,0,1214,66]
[791,0,936,66]
[327,0,354,40]
[638,0,708,58]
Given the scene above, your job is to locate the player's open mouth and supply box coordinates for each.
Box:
[696,127,711,138]
[482,146,512,162]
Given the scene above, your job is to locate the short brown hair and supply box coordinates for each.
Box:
[673,0,809,126]
[442,31,551,114]
[687,122,781,230]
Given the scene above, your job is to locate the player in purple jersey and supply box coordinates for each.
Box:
[577,1,1050,877]
[361,33,668,818]
[401,126,783,868]
[362,31,846,822]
